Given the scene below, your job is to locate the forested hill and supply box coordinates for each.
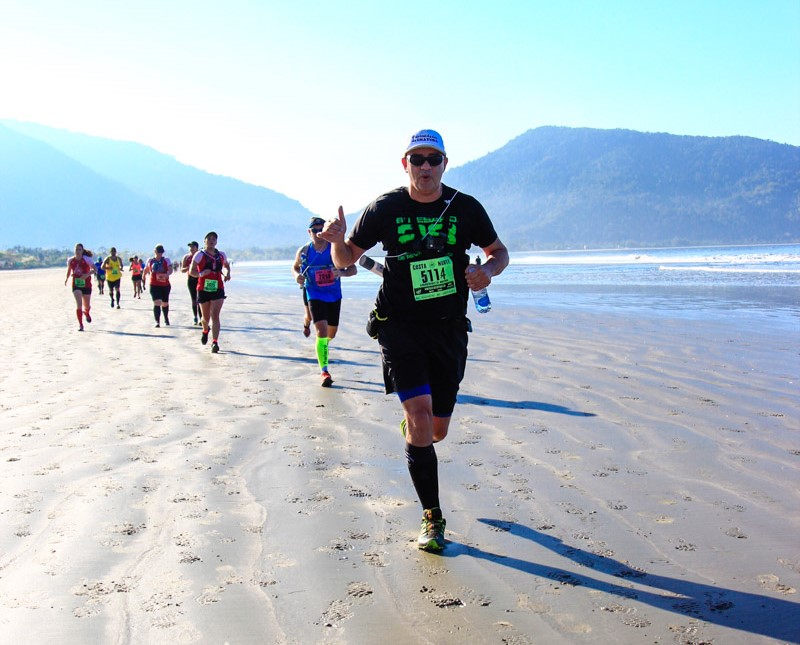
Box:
[446,127,800,249]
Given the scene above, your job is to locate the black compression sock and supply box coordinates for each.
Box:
[405,443,440,510]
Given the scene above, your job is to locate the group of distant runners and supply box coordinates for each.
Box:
[65,233,231,351]
[66,129,509,554]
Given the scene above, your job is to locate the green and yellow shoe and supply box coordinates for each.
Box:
[417,508,446,552]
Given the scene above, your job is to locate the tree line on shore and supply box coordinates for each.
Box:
[0,245,298,270]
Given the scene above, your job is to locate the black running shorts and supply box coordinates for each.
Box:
[379,317,469,417]
[309,299,342,327]
[198,289,226,304]
[150,284,171,302]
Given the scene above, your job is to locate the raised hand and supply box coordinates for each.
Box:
[320,206,347,244]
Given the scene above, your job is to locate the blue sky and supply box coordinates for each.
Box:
[1,0,798,216]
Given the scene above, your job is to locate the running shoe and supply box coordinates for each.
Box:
[211,341,220,353]
[417,508,446,552]
[155,323,160,328]
[117,304,120,309]
[110,300,114,308]
[320,371,333,387]
[164,317,170,326]
[78,325,84,332]
[201,329,209,345]
[84,311,92,323]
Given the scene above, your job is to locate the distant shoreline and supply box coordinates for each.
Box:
[5,240,799,271]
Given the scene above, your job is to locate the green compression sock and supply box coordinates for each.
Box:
[315,336,329,372]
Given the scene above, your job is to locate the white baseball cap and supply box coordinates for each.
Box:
[404,129,446,155]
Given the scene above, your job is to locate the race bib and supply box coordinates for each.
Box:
[153,273,169,284]
[410,256,456,301]
[314,268,335,287]
[203,279,219,292]
[111,269,119,276]
[74,277,86,288]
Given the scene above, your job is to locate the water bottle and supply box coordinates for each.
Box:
[299,251,307,289]
[470,256,491,313]
[358,255,384,276]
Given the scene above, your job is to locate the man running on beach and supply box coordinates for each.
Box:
[102,248,123,308]
[292,217,357,387]
[181,241,202,325]
[321,129,509,551]
[94,256,106,294]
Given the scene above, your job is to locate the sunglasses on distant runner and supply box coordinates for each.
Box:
[407,153,444,167]
[310,227,323,233]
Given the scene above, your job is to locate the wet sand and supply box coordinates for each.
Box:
[0,268,798,644]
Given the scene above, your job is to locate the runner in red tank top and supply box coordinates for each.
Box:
[64,242,96,331]
[189,231,231,353]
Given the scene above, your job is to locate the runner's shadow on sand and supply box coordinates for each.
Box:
[335,379,385,393]
[95,330,174,339]
[457,394,595,416]
[225,325,290,333]
[228,309,297,316]
[223,350,370,369]
[441,520,798,642]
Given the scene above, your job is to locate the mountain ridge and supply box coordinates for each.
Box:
[0,120,312,251]
[2,121,798,253]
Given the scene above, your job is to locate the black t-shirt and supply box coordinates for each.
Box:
[349,184,498,322]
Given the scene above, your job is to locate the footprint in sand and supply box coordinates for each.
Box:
[346,581,373,598]
[673,539,697,551]
[320,537,353,555]
[419,585,465,608]
[110,522,146,536]
[493,621,534,645]
[778,558,800,574]
[757,573,796,594]
[195,585,225,604]
[362,551,387,567]
[724,527,748,539]
[346,530,370,541]
[621,613,652,628]
[457,586,492,607]
[14,524,31,537]
[557,502,584,515]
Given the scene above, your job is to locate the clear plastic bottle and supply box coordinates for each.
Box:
[470,256,491,313]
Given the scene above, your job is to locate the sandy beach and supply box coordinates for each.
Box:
[1,267,798,644]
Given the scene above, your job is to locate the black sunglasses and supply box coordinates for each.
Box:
[310,227,323,233]
[407,153,444,167]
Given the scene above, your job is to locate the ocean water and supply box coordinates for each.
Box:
[235,244,800,332]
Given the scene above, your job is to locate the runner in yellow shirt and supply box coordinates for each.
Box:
[102,248,124,308]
